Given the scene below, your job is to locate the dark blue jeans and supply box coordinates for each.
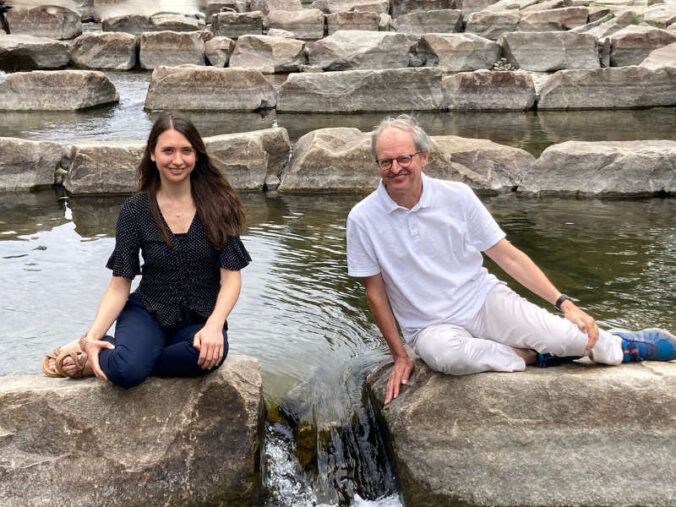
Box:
[98,296,228,388]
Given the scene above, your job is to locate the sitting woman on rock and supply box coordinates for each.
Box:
[41,111,250,387]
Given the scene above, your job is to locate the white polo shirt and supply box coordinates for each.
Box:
[346,173,505,342]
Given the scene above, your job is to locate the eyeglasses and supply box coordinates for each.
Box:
[375,152,423,171]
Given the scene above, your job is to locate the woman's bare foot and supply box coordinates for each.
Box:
[53,338,94,378]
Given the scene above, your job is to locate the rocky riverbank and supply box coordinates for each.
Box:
[366,357,676,506]
[0,355,265,507]
[1,129,674,196]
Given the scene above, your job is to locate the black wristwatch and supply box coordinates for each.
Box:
[554,294,571,312]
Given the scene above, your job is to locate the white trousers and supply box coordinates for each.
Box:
[411,284,624,375]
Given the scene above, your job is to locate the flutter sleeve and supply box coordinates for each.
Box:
[219,235,251,271]
[106,198,141,279]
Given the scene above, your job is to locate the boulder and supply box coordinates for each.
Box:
[643,4,676,29]
[390,0,457,17]
[312,0,390,14]
[0,356,265,506]
[639,41,676,70]
[229,34,305,73]
[211,11,264,38]
[251,0,303,14]
[205,36,236,67]
[443,71,536,110]
[207,0,249,18]
[465,10,520,40]
[148,12,205,32]
[279,127,373,191]
[0,70,118,111]
[139,31,206,69]
[521,0,572,13]
[366,359,676,506]
[517,7,589,31]
[519,140,676,195]
[572,10,636,39]
[5,5,82,40]
[537,66,676,109]
[266,8,325,40]
[609,25,676,67]
[206,128,291,190]
[460,0,500,15]
[277,67,444,112]
[392,9,464,35]
[500,32,599,71]
[483,0,539,12]
[145,66,276,111]
[0,34,70,71]
[70,32,137,70]
[0,138,68,192]
[326,11,380,34]
[101,14,151,35]
[418,33,501,71]
[307,30,416,71]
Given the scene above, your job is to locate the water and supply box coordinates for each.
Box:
[1,70,676,155]
[0,190,674,505]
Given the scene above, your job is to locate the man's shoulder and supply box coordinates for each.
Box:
[347,188,381,223]
[425,177,476,208]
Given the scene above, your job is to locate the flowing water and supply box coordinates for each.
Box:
[1,70,675,505]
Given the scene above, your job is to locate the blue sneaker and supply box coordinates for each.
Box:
[610,328,676,362]
[536,353,582,368]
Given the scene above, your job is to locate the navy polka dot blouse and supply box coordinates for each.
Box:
[106,193,251,329]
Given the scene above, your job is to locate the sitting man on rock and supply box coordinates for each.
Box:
[346,115,676,404]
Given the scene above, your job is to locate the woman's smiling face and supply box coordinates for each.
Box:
[151,128,197,186]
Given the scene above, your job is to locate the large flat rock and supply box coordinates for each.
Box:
[277,67,444,112]
[0,70,119,111]
[6,5,82,40]
[519,139,676,195]
[367,358,676,506]
[443,70,536,110]
[500,31,600,71]
[0,355,265,506]
[70,32,137,70]
[418,33,501,71]
[0,34,70,71]
[609,25,676,67]
[229,34,305,73]
[0,137,69,192]
[139,31,206,69]
[144,66,276,111]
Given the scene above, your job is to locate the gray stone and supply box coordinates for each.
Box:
[101,14,151,35]
[277,67,444,112]
[459,0,500,15]
[267,28,297,37]
[0,34,70,71]
[326,11,380,34]
[230,34,305,73]
[312,0,390,14]
[145,66,276,111]
[267,8,325,40]
[6,5,82,40]
[139,31,206,70]
[391,0,457,17]
[484,0,539,12]
[418,33,500,71]
[212,11,264,38]
[521,0,572,13]
[366,359,676,506]
[70,32,137,70]
[307,30,416,70]
[609,25,676,67]
[520,140,676,195]
[573,10,637,39]
[0,138,68,192]
[205,36,236,66]
[518,7,589,31]
[465,10,520,40]
[251,0,303,14]
[206,128,291,190]
[443,71,536,110]
[0,70,118,111]
[0,356,265,506]
[500,32,599,71]
[148,12,205,32]
[207,0,249,18]
[393,9,464,34]
[538,66,676,109]
[643,4,676,29]
[64,141,144,194]
[639,41,676,70]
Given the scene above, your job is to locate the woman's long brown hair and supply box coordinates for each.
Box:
[137,112,246,249]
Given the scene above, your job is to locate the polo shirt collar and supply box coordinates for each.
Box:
[377,172,432,213]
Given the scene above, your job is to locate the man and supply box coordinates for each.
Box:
[346,115,676,404]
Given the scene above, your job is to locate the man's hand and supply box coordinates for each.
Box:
[385,355,413,404]
[561,299,599,350]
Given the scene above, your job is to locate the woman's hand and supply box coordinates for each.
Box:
[193,322,225,370]
[82,336,115,382]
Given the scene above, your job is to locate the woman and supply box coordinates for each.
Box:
[42,112,250,387]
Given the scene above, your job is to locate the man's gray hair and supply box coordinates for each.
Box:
[371,114,430,160]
